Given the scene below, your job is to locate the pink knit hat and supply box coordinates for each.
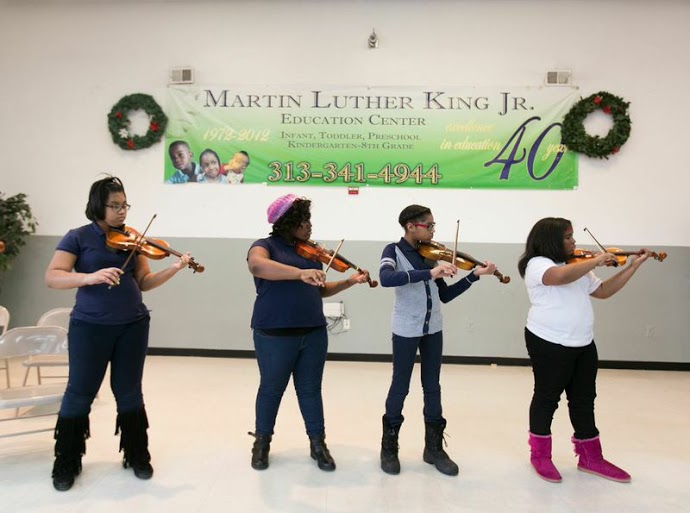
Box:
[267,194,299,224]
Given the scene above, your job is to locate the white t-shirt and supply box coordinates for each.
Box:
[524,256,602,347]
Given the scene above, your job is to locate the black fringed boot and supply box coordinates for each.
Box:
[248,432,272,470]
[423,419,459,476]
[116,406,153,480]
[51,415,90,491]
[309,435,336,471]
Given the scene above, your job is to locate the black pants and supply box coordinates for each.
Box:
[384,331,444,427]
[525,328,599,439]
[60,316,149,418]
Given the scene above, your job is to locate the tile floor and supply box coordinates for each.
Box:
[1,357,688,513]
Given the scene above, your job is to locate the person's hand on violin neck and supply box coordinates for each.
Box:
[320,269,371,297]
[472,260,497,277]
[170,252,192,271]
[628,248,651,268]
[349,269,371,285]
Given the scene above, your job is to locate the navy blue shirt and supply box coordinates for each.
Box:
[249,236,327,329]
[56,223,149,325]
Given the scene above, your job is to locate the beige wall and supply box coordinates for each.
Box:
[1,0,688,363]
[2,236,687,364]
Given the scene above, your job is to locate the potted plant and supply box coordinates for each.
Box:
[0,192,38,272]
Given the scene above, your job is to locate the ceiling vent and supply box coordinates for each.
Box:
[545,70,572,86]
[169,67,194,85]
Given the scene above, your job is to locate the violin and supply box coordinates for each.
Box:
[106,226,205,273]
[295,239,378,288]
[567,248,667,266]
[417,240,510,284]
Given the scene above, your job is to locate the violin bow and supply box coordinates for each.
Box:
[109,214,157,289]
[583,227,618,267]
[583,227,608,253]
[452,220,460,265]
[323,239,345,276]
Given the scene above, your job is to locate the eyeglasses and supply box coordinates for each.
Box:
[413,222,436,230]
[105,203,131,213]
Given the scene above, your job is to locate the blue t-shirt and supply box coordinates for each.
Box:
[249,236,327,329]
[56,223,149,325]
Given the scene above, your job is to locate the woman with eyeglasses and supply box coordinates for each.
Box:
[377,205,496,476]
[44,176,191,491]
[246,193,371,472]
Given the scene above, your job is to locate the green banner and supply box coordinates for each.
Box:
[164,86,578,189]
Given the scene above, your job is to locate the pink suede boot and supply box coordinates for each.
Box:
[528,433,562,483]
[572,436,631,483]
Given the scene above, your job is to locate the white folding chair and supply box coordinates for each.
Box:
[0,306,10,388]
[0,326,67,437]
[23,307,72,386]
[37,307,72,330]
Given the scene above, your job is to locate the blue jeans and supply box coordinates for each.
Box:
[253,326,328,438]
[59,316,149,418]
[384,331,444,427]
[525,328,599,439]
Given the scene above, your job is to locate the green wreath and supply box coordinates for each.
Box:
[561,91,631,159]
[107,93,168,150]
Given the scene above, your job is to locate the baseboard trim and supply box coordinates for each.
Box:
[146,347,690,371]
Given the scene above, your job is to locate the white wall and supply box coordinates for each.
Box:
[1,0,688,247]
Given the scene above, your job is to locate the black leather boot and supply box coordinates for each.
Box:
[248,432,272,470]
[380,416,401,475]
[423,419,459,476]
[116,406,153,480]
[309,435,336,471]
[51,415,90,491]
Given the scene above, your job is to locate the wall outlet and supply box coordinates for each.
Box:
[343,319,351,330]
[323,302,345,318]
